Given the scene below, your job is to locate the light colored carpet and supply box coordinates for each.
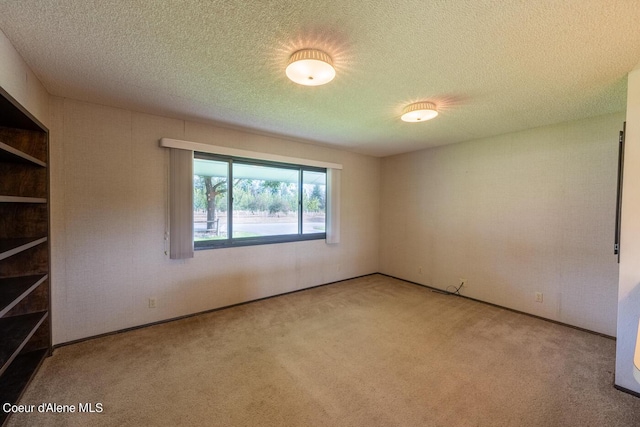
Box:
[6,274,640,426]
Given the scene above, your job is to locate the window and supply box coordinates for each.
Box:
[161,137,341,259]
[194,153,326,249]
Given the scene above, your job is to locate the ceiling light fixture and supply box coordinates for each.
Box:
[401,102,438,122]
[286,49,335,86]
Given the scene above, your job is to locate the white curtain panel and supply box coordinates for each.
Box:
[169,148,194,259]
[326,168,341,244]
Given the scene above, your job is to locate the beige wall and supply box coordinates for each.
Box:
[380,113,623,336]
[0,29,49,127]
[49,97,381,344]
[616,66,640,393]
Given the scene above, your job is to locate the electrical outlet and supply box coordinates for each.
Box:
[459,278,465,286]
[535,292,543,303]
[148,298,157,308]
[418,266,423,274]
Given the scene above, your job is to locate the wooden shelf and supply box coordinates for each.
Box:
[0,275,48,317]
[0,86,50,427]
[0,141,46,167]
[0,312,47,376]
[0,237,47,262]
[0,349,47,425]
[0,195,47,203]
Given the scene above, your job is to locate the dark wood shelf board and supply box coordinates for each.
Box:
[0,349,47,425]
[0,86,47,132]
[0,275,48,317]
[0,237,47,262]
[0,312,47,377]
[0,196,47,204]
[0,141,46,167]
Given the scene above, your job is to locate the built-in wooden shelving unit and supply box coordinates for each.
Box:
[0,87,51,426]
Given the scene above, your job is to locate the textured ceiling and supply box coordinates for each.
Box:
[1,1,639,157]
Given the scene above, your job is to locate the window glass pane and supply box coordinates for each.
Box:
[194,158,228,241]
[302,170,326,234]
[232,163,299,238]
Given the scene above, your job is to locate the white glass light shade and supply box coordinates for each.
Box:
[286,49,335,86]
[401,102,438,122]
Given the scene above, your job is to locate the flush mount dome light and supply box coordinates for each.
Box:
[401,102,438,122]
[286,49,335,86]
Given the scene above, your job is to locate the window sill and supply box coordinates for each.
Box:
[194,233,326,250]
